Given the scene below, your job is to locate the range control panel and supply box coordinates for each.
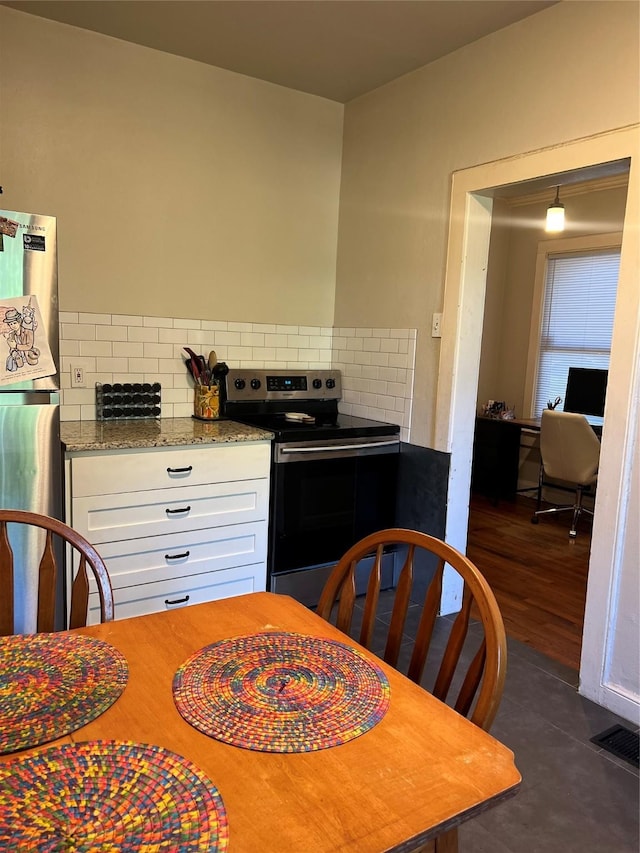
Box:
[225,369,342,402]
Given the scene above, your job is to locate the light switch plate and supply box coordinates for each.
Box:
[432,313,442,338]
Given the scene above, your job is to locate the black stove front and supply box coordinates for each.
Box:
[223,368,401,607]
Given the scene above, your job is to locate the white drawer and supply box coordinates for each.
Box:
[72,479,268,544]
[70,442,271,498]
[86,522,267,589]
[87,563,264,624]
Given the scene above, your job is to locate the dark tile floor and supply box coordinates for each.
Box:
[351,592,640,853]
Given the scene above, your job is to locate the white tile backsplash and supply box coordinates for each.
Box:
[58,315,416,441]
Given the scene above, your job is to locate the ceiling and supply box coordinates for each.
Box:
[2,0,558,102]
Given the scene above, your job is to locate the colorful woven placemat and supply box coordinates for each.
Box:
[172,631,391,752]
[0,740,229,851]
[0,632,128,755]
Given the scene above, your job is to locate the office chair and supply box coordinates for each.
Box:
[531,410,600,538]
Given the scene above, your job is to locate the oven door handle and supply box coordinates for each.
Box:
[279,439,399,454]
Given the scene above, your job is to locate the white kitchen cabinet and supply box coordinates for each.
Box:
[65,441,271,624]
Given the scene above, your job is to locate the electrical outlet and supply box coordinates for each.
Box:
[432,312,442,338]
[71,365,85,387]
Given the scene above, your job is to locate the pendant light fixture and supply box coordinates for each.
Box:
[545,185,565,232]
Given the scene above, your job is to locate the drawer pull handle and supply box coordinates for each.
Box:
[166,506,191,515]
[165,551,190,561]
[167,465,193,474]
[165,595,190,606]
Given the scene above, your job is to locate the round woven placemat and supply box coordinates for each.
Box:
[0,632,128,755]
[0,740,229,852]
[172,631,391,752]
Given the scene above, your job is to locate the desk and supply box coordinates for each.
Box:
[62,593,520,852]
[472,417,540,501]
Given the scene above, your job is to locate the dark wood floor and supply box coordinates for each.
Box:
[466,492,591,671]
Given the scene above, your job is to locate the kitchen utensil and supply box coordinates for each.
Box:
[208,350,218,371]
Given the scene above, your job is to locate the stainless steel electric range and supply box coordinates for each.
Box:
[223,368,400,607]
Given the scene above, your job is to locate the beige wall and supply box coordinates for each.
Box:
[478,181,629,417]
[336,0,639,446]
[0,7,344,326]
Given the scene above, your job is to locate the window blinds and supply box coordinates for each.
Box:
[533,248,620,419]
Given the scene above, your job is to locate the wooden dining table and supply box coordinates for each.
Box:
[9,592,521,851]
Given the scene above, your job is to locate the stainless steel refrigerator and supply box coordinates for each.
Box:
[0,209,62,633]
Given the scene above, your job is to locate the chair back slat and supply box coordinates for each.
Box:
[359,546,383,648]
[333,561,356,635]
[0,521,15,636]
[36,530,58,634]
[455,640,486,718]
[0,509,114,635]
[384,545,414,666]
[69,556,90,630]
[432,590,473,703]
[316,527,507,732]
[407,557,444,683]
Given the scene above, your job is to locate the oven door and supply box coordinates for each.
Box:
[270,437,399,576]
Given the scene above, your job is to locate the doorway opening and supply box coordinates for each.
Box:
[434,125,638,719]
[467,170,628,670]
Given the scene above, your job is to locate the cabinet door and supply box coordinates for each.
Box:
[82,522,268,590]
[86,563,265,625]
[70,442,271,497]
[72,479,268,544]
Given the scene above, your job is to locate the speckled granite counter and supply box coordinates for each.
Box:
[61,418,273,453]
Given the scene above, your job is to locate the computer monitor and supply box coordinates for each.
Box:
[564,367,608,418]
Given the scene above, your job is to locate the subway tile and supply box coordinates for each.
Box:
[79,404,96,420]
[264,334,289,348]
[252,347,277,361]
[128,327,158,343]
[78,312,112,325]
[241,332,266,347]
[381,338,400,353]
[227,346,247,361]
[112,314,143,327]
[201,320,229,331]
[346,337,364,351]
[143,343,175,359]
[276,348,298,362]
[62,324,96,340]
[59,312,79,324]
[60,405,80,421]
[59,340,80,356]
[159,328,187,344]
[228,322,253,332]
[79,341,112,357]
[388,353,408,368]
[372,351,390,367]
[97,325,128,342]
[213,331,242,346]
[287,335,310,348]
[96,357,129,372]
[170,317,199,330]
[140,316,171,328]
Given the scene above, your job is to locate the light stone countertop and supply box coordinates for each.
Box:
[61,417,273,453]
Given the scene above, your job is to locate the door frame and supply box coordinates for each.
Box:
[435,125,639,720]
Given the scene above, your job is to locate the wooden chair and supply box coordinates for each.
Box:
[0,509,114,635]
[317,528,508,853]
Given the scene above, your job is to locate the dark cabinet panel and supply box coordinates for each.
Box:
[471,417,522,502]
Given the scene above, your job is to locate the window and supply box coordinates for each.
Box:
[528,235,621,422]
